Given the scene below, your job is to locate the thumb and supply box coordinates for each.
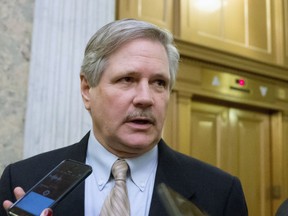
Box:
[40,208,53,216]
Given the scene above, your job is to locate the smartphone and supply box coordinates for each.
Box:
[8,159,92,216]
[157,183,206,216]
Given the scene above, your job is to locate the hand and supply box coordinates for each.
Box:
[3,187,25,210]
[40,208,53,216]
[2,187,53,216]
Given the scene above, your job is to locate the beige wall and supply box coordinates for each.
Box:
[0,0,34,174]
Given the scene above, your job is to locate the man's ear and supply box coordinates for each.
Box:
[80,74,91,110]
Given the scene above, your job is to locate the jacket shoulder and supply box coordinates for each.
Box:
[1,132,89,190]
[157,140,248,215]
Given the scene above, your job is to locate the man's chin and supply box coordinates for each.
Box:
[122,139,158,152]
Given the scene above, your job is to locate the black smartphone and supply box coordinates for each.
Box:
[8,159,92,216]
[157,183,206,216]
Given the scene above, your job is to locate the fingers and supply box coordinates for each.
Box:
[13,187,25,200]
[2,187,25,211]
[2,187,53,216]
[40,208,53,216]
[3,200,13,210]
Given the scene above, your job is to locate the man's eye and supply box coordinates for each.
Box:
[119,77,134,83]
[155,80,167,87]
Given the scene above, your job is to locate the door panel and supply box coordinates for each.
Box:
[230,109,271,216]
[117,0,174,30]
[190,103,228,167]
[180,0,276,64]
[188,102,271,216]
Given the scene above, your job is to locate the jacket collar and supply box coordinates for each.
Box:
[149,139,196,215]
[58,133,196,215]
[53,132,90,216]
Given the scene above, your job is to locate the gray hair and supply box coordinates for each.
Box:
[81,19,179,90]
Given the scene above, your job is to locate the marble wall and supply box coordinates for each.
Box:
[0,0,34,174]
[0,0,115,175]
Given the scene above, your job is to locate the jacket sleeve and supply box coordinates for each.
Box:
[224,177,248,216]
[0,164,16,216]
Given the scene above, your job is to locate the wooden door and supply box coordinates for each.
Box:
[166,99,272,216]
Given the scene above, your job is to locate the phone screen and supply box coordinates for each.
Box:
[8,159,92,216]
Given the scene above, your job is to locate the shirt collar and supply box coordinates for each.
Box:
[86,132,117,190]
[86,132,158,192]
[126,147,158,191]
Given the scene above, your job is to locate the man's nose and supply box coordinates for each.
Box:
[133,82,154,107]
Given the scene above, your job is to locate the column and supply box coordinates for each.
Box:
[24,0,115,158]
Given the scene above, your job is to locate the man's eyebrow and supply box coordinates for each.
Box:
[115,71,170,80]
[153,73,170,80]
[117,71,139,76]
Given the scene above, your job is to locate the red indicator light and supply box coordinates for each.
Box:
[236,79,245,86]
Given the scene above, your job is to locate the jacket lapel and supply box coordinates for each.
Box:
[149,139,196,216]
[53,132,90,216]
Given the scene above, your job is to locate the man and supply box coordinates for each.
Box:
[0,19,248,216]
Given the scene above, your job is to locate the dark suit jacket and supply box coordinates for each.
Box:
[276,199,288,216]
[0,132,248,216]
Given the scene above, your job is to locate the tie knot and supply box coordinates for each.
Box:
[112,159,128,181]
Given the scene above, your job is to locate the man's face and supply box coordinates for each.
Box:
[81,38,170,157]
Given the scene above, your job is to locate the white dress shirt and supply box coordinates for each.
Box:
[85,132,158,216]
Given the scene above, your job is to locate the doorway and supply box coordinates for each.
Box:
[188,100,271,216]
[162,92,274,215]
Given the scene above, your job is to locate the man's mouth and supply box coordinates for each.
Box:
[130,118,153,125]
